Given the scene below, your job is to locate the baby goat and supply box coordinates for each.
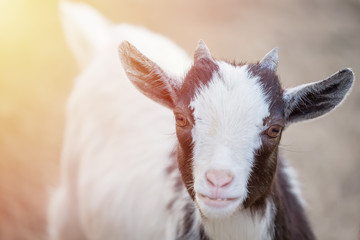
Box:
[119,40,353,240]
[49,2,354,240]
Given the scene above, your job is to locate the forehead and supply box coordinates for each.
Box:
[190,61,270,131]
[178,60,284,124]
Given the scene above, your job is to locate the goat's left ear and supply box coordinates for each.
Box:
[119,41,178,109]
[284,68,354,125]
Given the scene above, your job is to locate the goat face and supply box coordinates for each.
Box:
[119,40,353,219]
[174,52,284,218]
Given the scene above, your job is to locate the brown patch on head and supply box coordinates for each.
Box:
[176,131,195,199]
[244,138,280,210]
[174,58,219,200]
[243,63,285,210]
[177,58,219,106]
[248,63,284,107]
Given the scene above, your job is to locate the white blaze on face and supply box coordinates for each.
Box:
[190,62,270,218]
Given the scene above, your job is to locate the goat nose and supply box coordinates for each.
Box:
[206,169,234,188]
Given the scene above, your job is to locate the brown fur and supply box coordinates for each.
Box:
[174,57,219,200]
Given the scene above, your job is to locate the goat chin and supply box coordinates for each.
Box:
[196,197,243,219]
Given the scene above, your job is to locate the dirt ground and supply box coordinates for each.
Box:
[0,0,359,239]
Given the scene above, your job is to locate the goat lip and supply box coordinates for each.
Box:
[198,193,240,208]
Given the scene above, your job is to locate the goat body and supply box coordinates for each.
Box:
[48,2,354,240]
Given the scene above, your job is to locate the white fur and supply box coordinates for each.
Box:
[49,2,191,240]
[190,62,270,218]
[59,1,112,68]
[202,199,276,240]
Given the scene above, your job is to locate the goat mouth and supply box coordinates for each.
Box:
[198,193,240,209]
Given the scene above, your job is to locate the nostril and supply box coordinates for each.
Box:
[206,169,234,188]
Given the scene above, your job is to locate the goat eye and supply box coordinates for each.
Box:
[266,125,282,138]
[175,113,188,127]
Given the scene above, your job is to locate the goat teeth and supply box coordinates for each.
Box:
[200,194,231,201]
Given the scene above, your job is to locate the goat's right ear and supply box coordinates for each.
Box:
[119,41,178,109]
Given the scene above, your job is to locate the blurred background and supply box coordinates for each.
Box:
[0,0,359,239]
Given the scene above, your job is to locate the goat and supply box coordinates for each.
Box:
[48,2,354,240]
